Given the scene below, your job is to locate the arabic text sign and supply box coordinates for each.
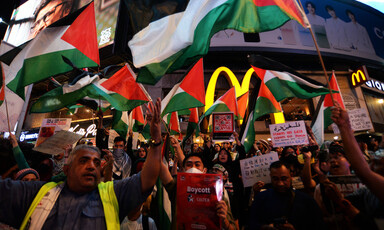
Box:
[240,152,279,187]
[269,121,309,147]
[332,108,373,133]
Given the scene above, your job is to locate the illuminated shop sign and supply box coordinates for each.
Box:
[366,79,384,92]
[349,66,369,88]
[68,124,97,138]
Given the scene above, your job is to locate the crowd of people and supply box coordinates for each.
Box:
[0,101,383,230]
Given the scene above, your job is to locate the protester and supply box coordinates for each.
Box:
[0,98,163,229]
[121,196,158,230]
[249,161,325,230]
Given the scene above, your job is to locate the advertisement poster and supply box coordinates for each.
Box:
[177,173,223,230]
[212,112,234,141]
[240,152,279,187]
[35,118,72,147]
[332,108,373,133]
[269,120,309,147]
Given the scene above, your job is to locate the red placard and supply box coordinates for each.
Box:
[177,173,223,230]
[212,112,234,134]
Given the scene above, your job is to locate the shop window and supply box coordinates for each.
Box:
[363,92,384,125]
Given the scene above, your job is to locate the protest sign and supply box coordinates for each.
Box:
[269,120,309,147]
[212,112,234,141]
[327,175,365,195]
[332,108,373,133]
[33,130,83,155]
[240,152,279,187]
[177,173,223,230]
[35,118,72,147]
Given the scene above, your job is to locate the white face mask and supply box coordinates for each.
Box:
[185,167,203,174]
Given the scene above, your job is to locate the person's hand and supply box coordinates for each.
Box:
[233,131,239,140]
[323,180,343,205]
[331,102,350,129]
[103,149,114,169]
[302,150,312,161]
[216,200,230,229]
[146,98,162,143]
[9,133,18,148]
[96,107,103,119]
[252,181,265,193]
[129,129,133,137]
[170,136,180,149]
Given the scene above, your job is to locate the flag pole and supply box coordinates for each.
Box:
[4,96,11,133]
[297,0,335,105]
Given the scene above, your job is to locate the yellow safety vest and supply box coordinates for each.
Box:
[20,181,120,230]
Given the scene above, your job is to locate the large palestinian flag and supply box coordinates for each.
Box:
[116,0,309,84]
[3,2,99,99]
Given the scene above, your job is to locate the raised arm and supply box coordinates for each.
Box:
[9,134,29,170]
[331,104,384,201]
[170,136,185,166]
[140,98,162,192]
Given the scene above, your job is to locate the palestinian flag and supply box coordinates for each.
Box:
[165,111,183,140]
[117,0,309,84]
[252,66,331,101]
[311,71,345,146]
[199,87,239,124]
[242,79,282,152]
[183,107,200,144]
[5,2,99,99]
[30,65,151,113]
[130,105,145,132]
[112,110,129,140]
[0,63,4,106]
[66,104,83,115]
[237,92,249,120]
[161,58,205,117]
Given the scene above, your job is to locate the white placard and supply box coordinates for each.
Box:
[240,152,279,187]
[35,118,72,147]
[332,108,373,133]
[33,130,83,155]
[269,120,309,147]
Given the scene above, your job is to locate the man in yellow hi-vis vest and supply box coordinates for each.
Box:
[0,98,163,230]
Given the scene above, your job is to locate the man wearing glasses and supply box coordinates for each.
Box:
[29,0,75,38]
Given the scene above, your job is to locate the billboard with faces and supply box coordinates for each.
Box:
[3,0,119,47]
[210,0,384,65]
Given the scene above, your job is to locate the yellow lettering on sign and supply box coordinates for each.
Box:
[351,70,366,86]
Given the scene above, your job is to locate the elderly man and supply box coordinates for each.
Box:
[0,98,162,230]
[249,161,325,230]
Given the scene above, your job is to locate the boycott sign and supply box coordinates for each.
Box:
[35,118,72,147]
[269,120,308,147]
[177,173,223,230]
[332,108,373,133]
[240,152,279,187]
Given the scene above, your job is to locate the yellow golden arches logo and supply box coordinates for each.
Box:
[205,67,285,124]
[351,70,366,86]
[205,67,255,112]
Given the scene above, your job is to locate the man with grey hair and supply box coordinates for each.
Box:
[0,98,163,230]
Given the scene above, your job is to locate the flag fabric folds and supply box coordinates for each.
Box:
[130,105,145,132]
[182,108,200,144]
[4,2,100,99]
[30,65,151,113]
[199,87,239,124]
[311,71,345,146]
[161,58,205,117]
[112,110,129,140]
[118,0,309,85]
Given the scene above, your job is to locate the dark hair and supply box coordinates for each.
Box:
[346,9,355,17]
[270,161,289,170]
[182,152,205,167]
[329,145,345,155]
[114,136,126,146]
[217,148,233,164]
[325,5,335,12]
[305,1,315,10]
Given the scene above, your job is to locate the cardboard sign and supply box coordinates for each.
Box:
[212,112,234,141]
[240,152,279,187]
[35,118,72,147]
[177,173,223,230]
[327,175,365,195]
[332,108,373,133]
[33,130,83,155]
[269,120,309,147]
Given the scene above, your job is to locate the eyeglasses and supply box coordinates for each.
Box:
[32,1,68,30]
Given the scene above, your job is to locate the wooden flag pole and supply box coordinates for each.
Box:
[4,96,11,133]
[297,0,335,105]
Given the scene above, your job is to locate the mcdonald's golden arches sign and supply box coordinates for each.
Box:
[349,66,369,88]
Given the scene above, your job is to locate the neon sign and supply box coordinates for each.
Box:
[349,66,369,88]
